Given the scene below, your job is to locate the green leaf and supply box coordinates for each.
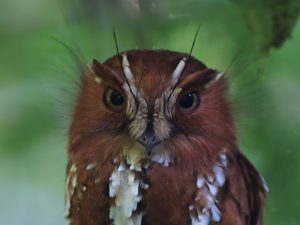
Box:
[232,0,300,55]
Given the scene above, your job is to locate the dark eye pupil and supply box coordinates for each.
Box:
[178,91,201,111]
[110,90,124,106]
[179,93,195,108]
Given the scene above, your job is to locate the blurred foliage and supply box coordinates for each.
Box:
[0,0,300,225]
[232,0,300,55]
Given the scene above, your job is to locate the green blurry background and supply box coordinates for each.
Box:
[0,0,299,225]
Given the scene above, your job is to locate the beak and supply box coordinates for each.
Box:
[137,132,160,156]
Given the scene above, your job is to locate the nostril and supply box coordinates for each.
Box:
[150,136,156,143]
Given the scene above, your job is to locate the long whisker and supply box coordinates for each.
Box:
[224,49,245,76]
[113,28,139,109]
[167,24,200,101]
[187,24,201,59]
[52,38,86,79]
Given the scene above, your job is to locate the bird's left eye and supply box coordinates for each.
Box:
[177,91,200,112]
[104,88,125,110]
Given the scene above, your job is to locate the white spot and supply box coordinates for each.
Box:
[151,146,172,166]
[197,175,205,188]
[215,72,224,81]
[86,162,97,170]
[65,163,78,219]
[118,164,126,172]
[190,151,228,225]
[171,57,187,85]
[140,181,149,190]
[95,178,101,184]
[82,186,87,192]
[122,54,129,66]
[207,175,214,183]
[189,205,194,211]
[190,213,209,225]
[197,213,210,225]
[65,174,71,217]
[210,203,221,222]
[109,162,142,225]
[259,174,269,192]
[213,165,225,186]
[190,215,200,225]
[109,169,122,198]
[71,174,77,189]
[124,67,134,83]
[207,183,218,196]
[204,72,224,89]
[219,152,228,167]
[205,194,213,207]
[70,164,77,172]
[122,54,134,82]
[94,76,102,84]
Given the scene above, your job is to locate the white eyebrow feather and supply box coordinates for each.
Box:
[204,72,224,89]
[214,72,224,81]
[171,57,187,85]
[122,54,134,83]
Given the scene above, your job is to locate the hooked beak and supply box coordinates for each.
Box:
[137,132,160,156]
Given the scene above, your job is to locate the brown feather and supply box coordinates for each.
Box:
[66,49,267,225]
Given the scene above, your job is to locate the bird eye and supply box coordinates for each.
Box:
[178,91,200,112]
[104,88,125,110]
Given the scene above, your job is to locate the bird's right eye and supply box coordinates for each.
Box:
[177,91,200,112]
[104,88,125,110]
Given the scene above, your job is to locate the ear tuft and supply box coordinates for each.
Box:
[91,59,106,77]
[177,69,220,89]
[90,59,124,84]
[204,72,224,89]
